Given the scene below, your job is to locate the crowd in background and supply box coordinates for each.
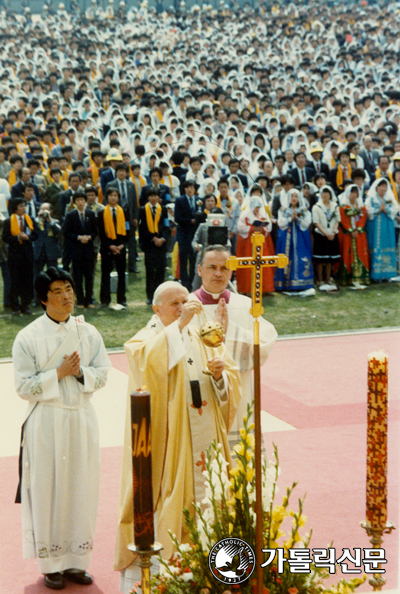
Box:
[0,0,400,314]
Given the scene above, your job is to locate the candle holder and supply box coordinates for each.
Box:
[360,521,395,591]
[127,542,163,594]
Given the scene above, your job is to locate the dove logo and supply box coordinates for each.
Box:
[209,537,255,584]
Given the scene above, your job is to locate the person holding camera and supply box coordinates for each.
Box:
[33,203,62,281]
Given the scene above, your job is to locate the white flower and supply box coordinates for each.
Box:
[179,543,191,553]
[182,572,194,582]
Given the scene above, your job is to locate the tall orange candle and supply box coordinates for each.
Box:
[366,351,388,528]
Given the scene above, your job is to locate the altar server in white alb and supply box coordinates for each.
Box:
[190,244,277,444]
[12,267,112,591]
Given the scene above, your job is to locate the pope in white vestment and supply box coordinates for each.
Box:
[190,245,277,444]
[12,268,111,585]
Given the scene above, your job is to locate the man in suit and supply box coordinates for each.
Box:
[19,182,41,220]
[291,152,315,188]
[33,202,62,280]
[27,158,46,198]
[98,187,128,308]
[307,145,330,178]
[10,167,40,202]
[62,191,97,308]
[59,172,82,222]
[139,167,171,206]
[106,163,139,273]
[359,135,380,177]
[138,186,170,304]
[178,156,202,195]
[175,180,198,290]
[100,149,123,197]
[2,198,38,315]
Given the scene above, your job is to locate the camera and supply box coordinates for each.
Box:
[41,210,50,219]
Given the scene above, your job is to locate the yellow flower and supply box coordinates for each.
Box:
[283,538,293,550]
[246,448,254,461]
[235,486,243,500]
[272,505,288,523]
[240,428,247,439]
[297,514,307,527]
[233,443,245,456]
[246,434,255,448]
[228,523,233,534]
[248,423,255,431]
[282,496,288,507]
[246,468,255,482]
[230,467,241,478]
[292,531,301,543]
[227,497,236,507]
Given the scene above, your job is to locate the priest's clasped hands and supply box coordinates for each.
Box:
[56,351,81,380]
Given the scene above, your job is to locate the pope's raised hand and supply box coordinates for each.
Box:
[178,300,202,331]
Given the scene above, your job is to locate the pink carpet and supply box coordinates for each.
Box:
[0,331,398,593]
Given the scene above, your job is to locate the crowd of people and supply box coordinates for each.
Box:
[1,0,400,314]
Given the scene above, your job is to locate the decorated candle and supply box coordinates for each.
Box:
[366,351,388,528]
[131,389,155,550]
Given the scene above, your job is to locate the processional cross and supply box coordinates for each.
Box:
[226,232,288,594]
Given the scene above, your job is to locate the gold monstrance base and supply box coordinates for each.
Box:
[127,542,163,594]
[360,521,395,591]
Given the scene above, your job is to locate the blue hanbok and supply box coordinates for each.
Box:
[365,179,398,281]
[275,190,314,291]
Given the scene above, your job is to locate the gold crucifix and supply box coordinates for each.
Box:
[226,232,288,318]
[225,231,288,594]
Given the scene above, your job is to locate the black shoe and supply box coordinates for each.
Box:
[44,572,65,589]
[64,569,93,585]
[146,298,152,305]
[129,267,139,273]
[101,303,109,308]
[11,310,20,316]
[21,308,32,315]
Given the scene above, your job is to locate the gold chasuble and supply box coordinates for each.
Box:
[114,315,241,570]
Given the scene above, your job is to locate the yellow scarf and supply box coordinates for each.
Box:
[103,204,126,240]
[375,169,394,185]
[10,213,34,242]
[145,202,162,234]
[161,174,173,187]
[8,169,18,187]
[131,174,146,206]
[336,163,352,189]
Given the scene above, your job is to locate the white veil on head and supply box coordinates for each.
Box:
[339,183,363,207]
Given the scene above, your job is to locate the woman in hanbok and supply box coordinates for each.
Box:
[338,184,370,285]
[365,178,398,281]
[275,189,314,291]
[236,196,275,294]
[312,185,341,289]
